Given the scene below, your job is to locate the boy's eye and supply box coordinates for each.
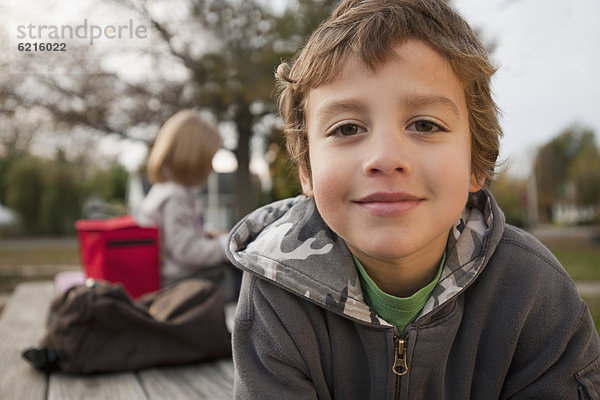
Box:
[340,124,359,136]
[408,120,446,134]
[330,123,363,137]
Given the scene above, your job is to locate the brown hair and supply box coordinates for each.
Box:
[276,0,502,186]
[147,109,222,186]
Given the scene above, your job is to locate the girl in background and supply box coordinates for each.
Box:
[137,109,238,300]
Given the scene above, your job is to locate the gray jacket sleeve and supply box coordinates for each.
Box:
[232,273,321,400]
[161,192,228,269]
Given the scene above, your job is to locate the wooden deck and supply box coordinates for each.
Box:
[0,281,235,400]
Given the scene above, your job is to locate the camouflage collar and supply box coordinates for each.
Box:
[227,189,503,326]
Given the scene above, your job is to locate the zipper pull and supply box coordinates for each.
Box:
[393,336,408,376]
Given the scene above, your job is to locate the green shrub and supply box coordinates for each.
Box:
[83,163,129,209]
[4,155,45,234]
[40,163,81,235]
[4,154,84,235]
[2,154,130,236]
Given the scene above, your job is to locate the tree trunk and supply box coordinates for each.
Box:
[233,105,256,222]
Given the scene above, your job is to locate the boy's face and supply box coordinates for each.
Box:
[301,39,481,272]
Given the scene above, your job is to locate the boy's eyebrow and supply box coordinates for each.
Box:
[313,94,462,124]
[404,94,462,118]
[315,99,368,124]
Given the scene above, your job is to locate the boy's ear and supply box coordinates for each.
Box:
[469,172,484,193]
[298,164,314,197]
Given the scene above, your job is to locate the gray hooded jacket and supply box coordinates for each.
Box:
[227,189,600,399]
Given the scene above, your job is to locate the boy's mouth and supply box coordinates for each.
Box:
[353,192,423,216]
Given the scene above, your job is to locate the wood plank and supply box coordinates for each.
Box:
[139,359,234,400]
[0,281,55,400]
[177,359,233,399]
[138,300,235,399]
[48,372,148,400]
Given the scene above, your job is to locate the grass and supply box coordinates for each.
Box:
[552,249,600,280]
[0,238,80,293]
[582,295,600,333]
[0,245,79,266]
[537,236,600,281]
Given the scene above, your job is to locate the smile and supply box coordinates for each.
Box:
[354,192,423,217]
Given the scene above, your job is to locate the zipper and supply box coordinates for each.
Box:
[393,334,408,376]
[392,333,408,400]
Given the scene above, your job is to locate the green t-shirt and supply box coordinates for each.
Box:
[354,253,445,334]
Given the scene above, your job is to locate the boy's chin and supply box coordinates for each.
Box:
[349,244,428,264]
[346,231,450,267]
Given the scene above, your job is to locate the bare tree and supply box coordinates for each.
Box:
[2,0,337,218]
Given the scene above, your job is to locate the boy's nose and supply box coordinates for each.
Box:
[362,129,412,176]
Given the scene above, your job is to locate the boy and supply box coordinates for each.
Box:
[227,0,600,398]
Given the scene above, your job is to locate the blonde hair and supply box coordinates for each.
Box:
[147,109,222,186]
[277,0,502,186]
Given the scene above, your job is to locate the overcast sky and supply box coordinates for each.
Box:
[453,0,600,176]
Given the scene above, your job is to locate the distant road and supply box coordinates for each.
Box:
[530,225,599,241]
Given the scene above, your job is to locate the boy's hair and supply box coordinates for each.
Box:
[147,109,222,186]
[276,0,502,186]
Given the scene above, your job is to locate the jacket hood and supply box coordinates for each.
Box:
[227,189,505,327]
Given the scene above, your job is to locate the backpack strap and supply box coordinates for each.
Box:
[22,348,62,373]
